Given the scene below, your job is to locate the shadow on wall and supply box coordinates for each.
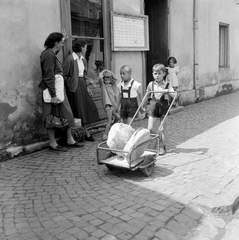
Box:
[215,83,233,97]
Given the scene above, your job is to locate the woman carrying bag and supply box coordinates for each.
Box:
[38,32,84,151]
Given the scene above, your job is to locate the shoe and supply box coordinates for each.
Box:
[102,134,108,141]
[85,135,95,142]
[67,141,84,148]
[49,145,68,152]
[158,145,166,155]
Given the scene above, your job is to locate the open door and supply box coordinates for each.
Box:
[145,0,168,85]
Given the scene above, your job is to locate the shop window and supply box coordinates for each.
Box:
[70,0,106,121]
[70,0,104,82]
[219,24,229,67]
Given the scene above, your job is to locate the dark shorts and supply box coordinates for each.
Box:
[149,99,169,118]
[120,98,138,119]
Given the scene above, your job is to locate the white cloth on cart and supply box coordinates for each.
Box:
[107,123,135,155]
[123,127,150,159]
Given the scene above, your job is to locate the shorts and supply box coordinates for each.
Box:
[149,99,169,118]
[120,98,138,119]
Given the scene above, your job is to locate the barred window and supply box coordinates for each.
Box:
[219,24,229,67]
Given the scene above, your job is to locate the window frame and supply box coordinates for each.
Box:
[60,0,111,69]
[219,23,229,68]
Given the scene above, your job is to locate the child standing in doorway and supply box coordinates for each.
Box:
[166,56,180,107]
[143,63,176,155]
[117,65,144,125]
[100,69,121,140]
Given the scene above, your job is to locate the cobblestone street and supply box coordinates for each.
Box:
[0,92,239,240]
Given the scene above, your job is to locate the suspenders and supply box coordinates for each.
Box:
[151,81,169,99]
[121,80,135,99]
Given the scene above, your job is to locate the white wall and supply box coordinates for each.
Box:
[169,0,239,101]
[168,0,194,91]
[0,0,61,149]
[198,0,239,93]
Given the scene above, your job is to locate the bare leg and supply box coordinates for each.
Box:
[112,110,121,122]
[147,116,157,134]
[148,116,167,154]
[66,128,75,144]
[48,129,57,147]
[126,117,133,125]
[85,127,90,137]
[103,109,113,140]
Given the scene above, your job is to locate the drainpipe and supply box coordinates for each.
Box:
[193,0,199,101]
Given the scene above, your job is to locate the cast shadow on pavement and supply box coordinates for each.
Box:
[171,147,208,155]
[0,148,206,240]
[108,165,174,181]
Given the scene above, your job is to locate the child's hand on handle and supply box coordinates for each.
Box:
[163,89,169,94]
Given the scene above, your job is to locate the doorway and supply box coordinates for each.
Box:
[145,0,168,85]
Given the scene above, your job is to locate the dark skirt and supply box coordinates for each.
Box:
[42,90,75,128]
[67,77,100,125]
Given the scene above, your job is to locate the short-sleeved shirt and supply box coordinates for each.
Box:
[118,78,141,98]
[146,80,174,100]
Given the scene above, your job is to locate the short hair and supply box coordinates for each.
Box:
[44,32,63,48]
[72,42,82,53]
[73,40,87,48]
[152,63,166,73]
[120,65,132,74]
[167,56,177,65]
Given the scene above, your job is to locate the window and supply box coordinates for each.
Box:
[219,24,229,67]
[68,0,108,122]
[70,0,104,77]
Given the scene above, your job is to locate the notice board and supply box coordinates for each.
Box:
[111,11,149,51]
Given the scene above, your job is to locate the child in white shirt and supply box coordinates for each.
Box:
[117,65,144,125]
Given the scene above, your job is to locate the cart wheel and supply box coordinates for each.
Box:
[106,164,117,171]
[141,156,155,177]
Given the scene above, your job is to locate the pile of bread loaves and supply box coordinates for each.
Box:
[107,123,151,159]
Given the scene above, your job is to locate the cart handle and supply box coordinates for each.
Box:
[129,91,177,127]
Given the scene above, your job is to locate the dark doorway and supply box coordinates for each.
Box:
[145,0,168,85]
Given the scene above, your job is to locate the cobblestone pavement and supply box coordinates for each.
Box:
[0,92,239,240]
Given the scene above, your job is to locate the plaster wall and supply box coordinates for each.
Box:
[111,0,145,86]
[0,0,61,149]
[168,0,194,92]
[169,0,239,102]
[198,0,239,87]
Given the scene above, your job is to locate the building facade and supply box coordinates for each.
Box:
[0,0,239,151]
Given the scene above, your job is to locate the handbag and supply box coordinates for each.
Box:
[44,105,69,130]
[43,74,65,103]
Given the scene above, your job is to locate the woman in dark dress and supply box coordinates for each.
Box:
[63,41,100,141]
[38,32,83,151]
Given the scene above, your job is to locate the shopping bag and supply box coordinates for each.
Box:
[43,74,64,103]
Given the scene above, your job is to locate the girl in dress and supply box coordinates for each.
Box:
[99,70,121,140]
[166,56,180,107]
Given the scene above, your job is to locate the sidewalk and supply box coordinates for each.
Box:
[0,92,239,240]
